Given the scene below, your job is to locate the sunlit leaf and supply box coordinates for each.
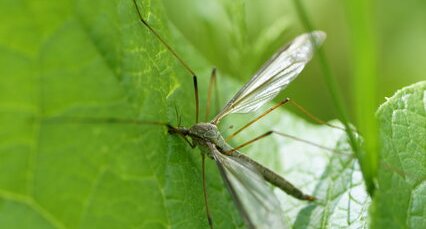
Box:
[371,81,426,229]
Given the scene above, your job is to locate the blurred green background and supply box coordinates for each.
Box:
[160,0,426,122]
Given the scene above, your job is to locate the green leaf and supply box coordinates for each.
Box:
[371,81,426,229]
[0,0,371,228]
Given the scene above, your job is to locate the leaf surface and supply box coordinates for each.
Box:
[372,81,426,229]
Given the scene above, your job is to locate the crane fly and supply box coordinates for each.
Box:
[132,1,326,228]
[165,30,325,227]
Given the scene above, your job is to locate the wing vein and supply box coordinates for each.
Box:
[212,31,326,123]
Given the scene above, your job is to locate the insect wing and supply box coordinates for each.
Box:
[210,145,287,228]
[213,31,326,123]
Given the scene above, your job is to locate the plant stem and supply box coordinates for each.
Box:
[291,0,376,195]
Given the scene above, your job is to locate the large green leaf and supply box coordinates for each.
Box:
[371,81,426,229]
[0,0,371,228]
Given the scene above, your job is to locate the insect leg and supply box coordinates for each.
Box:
[45,116,200,148]
[44,116,168,126]
[132,0,200,123]
[286,98,349,131]
[205,68,218,121]
[225,131,274,155]
[201,153,214,229]
[226,130,343,155]
[194,76,200,123]
[225,98,290,141]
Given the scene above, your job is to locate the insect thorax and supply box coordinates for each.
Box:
[189,123,227,149]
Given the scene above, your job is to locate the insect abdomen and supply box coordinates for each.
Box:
[231,151,314,201]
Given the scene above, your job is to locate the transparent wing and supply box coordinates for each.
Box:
[213,31,326,123]
[208,143,287,228]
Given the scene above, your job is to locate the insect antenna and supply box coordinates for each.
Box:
[178,113,182,127]
[174,104,183,127]
[132,0,200,123]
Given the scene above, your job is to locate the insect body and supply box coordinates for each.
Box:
[171,121,315,228]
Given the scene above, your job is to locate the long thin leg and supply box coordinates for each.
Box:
[287,98,345,130]
[225,129,344,202]
[226,130,343,155]
[226,98,290,141]
[205,68,217,121]
[193,76,200,123]
[201,153,214,229]
[132,0,200,123]
[44,116,168,126]
[45,116,202,148]
[226,97,351,142]
[132,0,195,76]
